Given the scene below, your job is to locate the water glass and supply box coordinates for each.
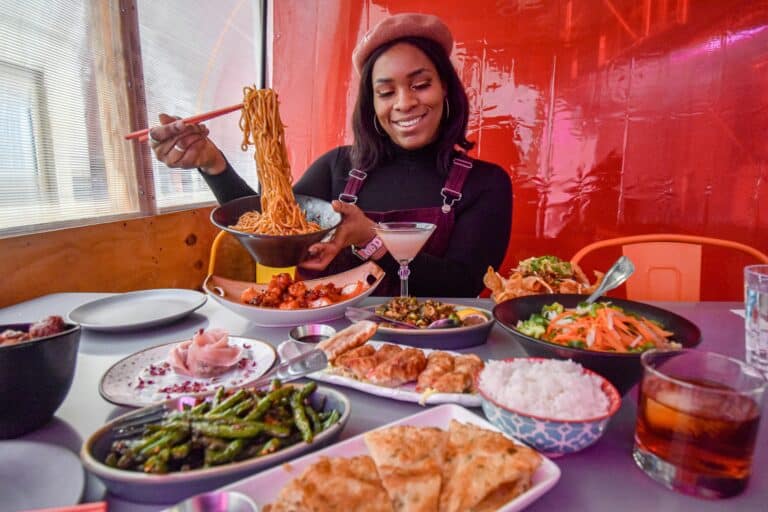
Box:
[633,349,765,499]
[745,265,768,377]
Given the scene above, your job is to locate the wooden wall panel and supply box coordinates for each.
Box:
[0,208,233,308]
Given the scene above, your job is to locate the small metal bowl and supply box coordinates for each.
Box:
[289,324,336,345]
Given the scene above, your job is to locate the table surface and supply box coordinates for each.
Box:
[0,293,765,512]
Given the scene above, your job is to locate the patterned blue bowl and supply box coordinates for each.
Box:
[478,358,622,457]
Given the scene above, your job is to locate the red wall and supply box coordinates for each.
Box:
[273,0,768,300]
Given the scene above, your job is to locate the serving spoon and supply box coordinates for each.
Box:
[583,255,636,305]
[345,306,457,329]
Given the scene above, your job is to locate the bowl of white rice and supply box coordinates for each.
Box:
[477,358,621,456]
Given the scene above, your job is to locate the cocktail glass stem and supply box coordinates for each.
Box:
[398,262,411,297]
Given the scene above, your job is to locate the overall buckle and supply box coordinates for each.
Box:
[440,187,463,213]
[338,193,358,204]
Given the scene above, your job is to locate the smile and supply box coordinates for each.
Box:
[392,113,426,128]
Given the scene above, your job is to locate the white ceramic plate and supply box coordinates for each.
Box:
[99,336,277,407]
[82,386,350,505]
[68,289,207,332]
[0,441,84,511]
[278,339,482,407]
[220,403,561,511]
[203,261,385,327]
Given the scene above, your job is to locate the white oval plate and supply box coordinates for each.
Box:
[0,441,84,511]
[99,336,277,407]
[221,404,560,512]
[203,261,385,327]
[68,289,207,332]
[278,339,482,407]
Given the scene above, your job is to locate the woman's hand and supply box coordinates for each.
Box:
[148,113,227,174]
[299,200,378,271]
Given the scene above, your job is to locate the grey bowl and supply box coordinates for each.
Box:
[81,386,350,504]
[0,322,81,439]
[211,194,341,268]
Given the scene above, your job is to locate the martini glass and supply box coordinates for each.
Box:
[373,222,436,297]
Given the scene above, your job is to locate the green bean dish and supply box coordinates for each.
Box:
[104,381,340,474]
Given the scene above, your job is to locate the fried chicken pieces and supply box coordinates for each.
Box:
[264,420,541,512]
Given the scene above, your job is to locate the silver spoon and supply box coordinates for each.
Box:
[164,490,258,512]
[345,306,457,329]
[584,255,636,305]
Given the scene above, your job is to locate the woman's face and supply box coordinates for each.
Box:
[371,42,446,150]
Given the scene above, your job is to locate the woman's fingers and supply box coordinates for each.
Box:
[299,242,341,271]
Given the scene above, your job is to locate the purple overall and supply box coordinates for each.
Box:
[339,155,474,294]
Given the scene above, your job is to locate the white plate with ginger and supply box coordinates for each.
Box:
[99,329,277,407]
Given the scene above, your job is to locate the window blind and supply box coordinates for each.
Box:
[0,0,264,236]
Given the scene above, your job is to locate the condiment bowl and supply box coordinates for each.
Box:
[477,358,621,457]
[0,321,81,439]
[289,323,336,345]
[493,294,701,395]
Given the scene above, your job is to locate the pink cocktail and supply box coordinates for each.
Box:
[373,222,436,297]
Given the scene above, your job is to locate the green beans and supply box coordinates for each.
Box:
[105,380,340,474]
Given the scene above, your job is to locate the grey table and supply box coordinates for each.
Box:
[0,294,765,511]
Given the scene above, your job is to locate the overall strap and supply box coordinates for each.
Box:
[440,155,473,213]
[338,169,368,204]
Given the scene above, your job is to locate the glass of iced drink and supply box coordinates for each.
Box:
[745,264,768,378]
[633,349,766,498]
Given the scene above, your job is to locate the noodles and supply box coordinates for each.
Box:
[231,87,321,235]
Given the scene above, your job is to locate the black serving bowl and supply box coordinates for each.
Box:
[493,294,701,395]
[0,322,81,438]
[211,194,342,268]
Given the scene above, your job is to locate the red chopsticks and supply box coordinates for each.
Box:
[124,103,243,142]
[19,501,108,512]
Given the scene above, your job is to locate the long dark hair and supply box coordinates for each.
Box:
[350,36,474,176]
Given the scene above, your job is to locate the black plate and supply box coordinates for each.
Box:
[493,294,701,395]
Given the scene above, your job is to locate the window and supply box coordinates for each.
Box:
[0,0,265,236]
[138,0,263,209]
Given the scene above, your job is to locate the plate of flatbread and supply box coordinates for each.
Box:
[278,338,484,407]
[218,403,560,511]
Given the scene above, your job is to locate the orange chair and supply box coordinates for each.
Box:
[571,234,768,301]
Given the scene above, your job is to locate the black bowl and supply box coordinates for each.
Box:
[493,294,701,395]
[211,194,341,268]
[0,322,81,438]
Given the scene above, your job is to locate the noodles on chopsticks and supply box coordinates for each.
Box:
[231,87,320,235]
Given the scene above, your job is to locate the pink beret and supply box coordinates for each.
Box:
[352,13,454,76]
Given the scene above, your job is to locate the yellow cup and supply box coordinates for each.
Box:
[256,264,296,284]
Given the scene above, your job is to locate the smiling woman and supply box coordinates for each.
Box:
[149,12,513,298]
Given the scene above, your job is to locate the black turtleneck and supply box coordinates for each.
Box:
[200,144,512,297]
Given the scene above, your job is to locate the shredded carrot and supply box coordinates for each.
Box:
[536,302,679,353]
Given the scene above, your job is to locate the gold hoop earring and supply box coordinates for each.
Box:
[444,98,450,120]
[373,115,385,136]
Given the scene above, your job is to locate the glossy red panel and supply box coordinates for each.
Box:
[273,0,768,299]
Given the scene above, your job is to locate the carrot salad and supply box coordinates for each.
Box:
[516,302,681,353]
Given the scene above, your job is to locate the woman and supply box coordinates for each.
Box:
[149,13,512,297]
